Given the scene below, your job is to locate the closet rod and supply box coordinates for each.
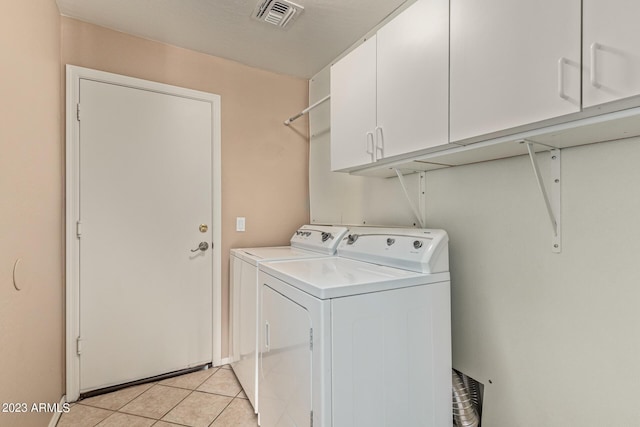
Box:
[284,95,330,125]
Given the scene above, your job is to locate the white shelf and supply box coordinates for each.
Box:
[349,103,640,178]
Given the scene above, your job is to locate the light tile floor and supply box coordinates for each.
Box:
[57,365,258,427]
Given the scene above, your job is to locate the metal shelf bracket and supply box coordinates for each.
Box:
[524,140,562,253]
[393,169,426,228]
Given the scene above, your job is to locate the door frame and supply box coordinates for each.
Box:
[65,65,222,401]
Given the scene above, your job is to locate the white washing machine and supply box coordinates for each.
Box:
[229,224,349,413]
[257,228,452,427]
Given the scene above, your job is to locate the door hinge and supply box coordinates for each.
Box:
[76,337,82,356]
[76,221,82,239]
[76,103,81,121]
[309,328,313,351]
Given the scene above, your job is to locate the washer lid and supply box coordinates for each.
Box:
[259,257,450,299]
[231,246,326,266]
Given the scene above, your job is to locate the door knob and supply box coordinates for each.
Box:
[191,242,209,252]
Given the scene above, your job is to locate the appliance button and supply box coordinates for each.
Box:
[413,240,423,249]
[386,238,395,246]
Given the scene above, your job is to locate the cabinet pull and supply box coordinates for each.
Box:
[590,42,601,88]
[375,126,384,161]
[557,57,569,100]
[366,132,375,162]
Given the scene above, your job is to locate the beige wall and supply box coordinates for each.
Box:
[0,2,64,426]
[61,17,310,357]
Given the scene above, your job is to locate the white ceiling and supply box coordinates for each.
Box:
[56,0,410,79]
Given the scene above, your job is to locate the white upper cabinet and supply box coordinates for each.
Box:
[331,0,449,171]
[450,0,581,143]
[376,0,449,159]
[330,36,377,172]
[583,0,640,108]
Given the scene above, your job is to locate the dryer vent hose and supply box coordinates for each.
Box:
[452,370,480,427]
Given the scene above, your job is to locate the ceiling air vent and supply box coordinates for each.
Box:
[253,0,304,29]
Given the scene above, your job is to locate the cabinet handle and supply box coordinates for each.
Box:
[366,132,375,162]
[590,42,601,88]
[557,57,569,100]
[375,126,384,161]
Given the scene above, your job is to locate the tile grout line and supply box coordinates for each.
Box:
[151,417,192,427]
[207,396,238,427]
[67,402,116,427]
[77,382,155,412]
[120,368,219,427]
[149,368,230,425]
[116,385,194,422]
[100,410,160,425]
[154,386,195,422]
[208,369,248,426]
[161,381,240,399]
[157,372,217,393]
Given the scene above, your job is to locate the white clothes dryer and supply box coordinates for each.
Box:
[229,224,348,413]
[257,228,452,427]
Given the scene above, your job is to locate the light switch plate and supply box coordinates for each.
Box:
[236,217,246,232]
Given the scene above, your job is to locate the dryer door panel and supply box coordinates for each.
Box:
[260,283,312,427]
[331,283,452,427]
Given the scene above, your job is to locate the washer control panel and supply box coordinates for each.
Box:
[290,225,349,254]
[338,227,449,273]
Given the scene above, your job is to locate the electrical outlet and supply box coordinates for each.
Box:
[236,217,246,232]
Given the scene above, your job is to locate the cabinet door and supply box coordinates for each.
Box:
[377,0,449,158]
[330,36,377,171]
[583,0,640,108]
[450,0,581,143]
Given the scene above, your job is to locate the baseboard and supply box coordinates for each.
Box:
[48,395,66,427]
[217,357,231,366]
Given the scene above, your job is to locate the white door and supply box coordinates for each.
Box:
[376,0,449,158]
[450,0,581,143]
[583,0,640,107]
[330,35,377,171]
[78,78,213,392]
